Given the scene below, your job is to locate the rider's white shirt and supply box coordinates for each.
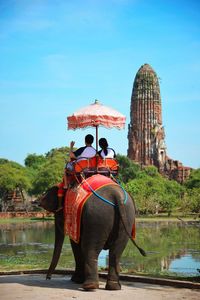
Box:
[99,148,115,158]
[76,146,96,160]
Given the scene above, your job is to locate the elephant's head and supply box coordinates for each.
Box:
[35,186,58,213]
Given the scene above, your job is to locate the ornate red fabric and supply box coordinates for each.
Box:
[64,174,136,243]
[64,174,117,243]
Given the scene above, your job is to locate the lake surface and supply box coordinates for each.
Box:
[0,220,199,277]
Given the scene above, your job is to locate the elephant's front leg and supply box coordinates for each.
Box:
[70,239,85,283]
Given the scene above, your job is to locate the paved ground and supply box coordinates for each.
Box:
[0,274,199,300]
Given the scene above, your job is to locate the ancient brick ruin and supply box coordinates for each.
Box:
[128,63,191,183]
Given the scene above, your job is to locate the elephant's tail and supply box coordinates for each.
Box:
[130,238,146,256]
[118,199,146,257]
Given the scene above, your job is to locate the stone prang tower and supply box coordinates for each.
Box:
[128,63,167,170]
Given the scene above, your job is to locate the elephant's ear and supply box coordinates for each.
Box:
[40,185,59,213]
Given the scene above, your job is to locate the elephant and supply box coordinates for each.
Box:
[38,177,145,291]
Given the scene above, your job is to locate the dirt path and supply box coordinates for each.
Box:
[0,274,199,300]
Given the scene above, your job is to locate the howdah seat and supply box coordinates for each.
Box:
[68,156,119,178]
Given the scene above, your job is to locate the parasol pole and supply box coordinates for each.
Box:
[95,125,99,170]
[95,125,98,152]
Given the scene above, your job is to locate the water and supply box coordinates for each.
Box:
[0,220,199,277]
[120,221,200,276]
[98,249,109,267]
[169,254,200,275]
[98,246,200,276]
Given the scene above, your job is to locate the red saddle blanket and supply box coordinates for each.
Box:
[63,174,136,243]
[64,174,117,243]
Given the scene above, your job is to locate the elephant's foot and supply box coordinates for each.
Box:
[105,280,121,290]
[82,281,99,291]
[71,273,85,284]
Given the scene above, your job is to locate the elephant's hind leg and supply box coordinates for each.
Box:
[105,252,121,290]
[82,255,100,291]
[106,234,129,290]
[81,247,100,290]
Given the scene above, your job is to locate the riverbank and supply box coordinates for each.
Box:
[0,211,199,223]
[0,211,53,220]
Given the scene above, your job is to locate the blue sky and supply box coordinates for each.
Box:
[0,0,199,168]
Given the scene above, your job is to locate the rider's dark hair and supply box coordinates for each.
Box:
[85,134,94,145]
[99,138,108,156]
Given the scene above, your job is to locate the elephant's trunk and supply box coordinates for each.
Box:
[46,210,65,279]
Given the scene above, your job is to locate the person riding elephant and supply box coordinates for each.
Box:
[69,134,96,160]
[55,134,97,212]
[97,138,116,158]
[63,134,96,189]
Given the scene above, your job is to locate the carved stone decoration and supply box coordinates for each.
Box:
[128,63,191,183]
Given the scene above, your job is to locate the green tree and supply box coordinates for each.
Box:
[45,147,70,160]
[25,147,70,195]
[24,153,46,169]
[116,154,140,183]
[0,160,31,210]
[125,175,162,214]
[0,160,31,194]
[30,148,70,195]
[189,188,200,213]
[184,168,200,189]
[31,161,63,195]
[143,165,159,177]
[159,179,183,216]
[178,188,200,215]
[125,172,183,215]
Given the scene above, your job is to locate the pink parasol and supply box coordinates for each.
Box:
[67,99,126,150]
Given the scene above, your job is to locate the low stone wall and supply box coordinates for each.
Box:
[0,211,53,219]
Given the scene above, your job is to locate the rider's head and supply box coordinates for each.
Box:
[85,134,94,145]
[99,138,108,150]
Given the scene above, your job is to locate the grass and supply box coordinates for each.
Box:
[136,213,200,222]
[0,216,54,224]
[0,211,198,224]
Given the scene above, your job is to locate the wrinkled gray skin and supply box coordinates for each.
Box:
[39,183,136,291]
